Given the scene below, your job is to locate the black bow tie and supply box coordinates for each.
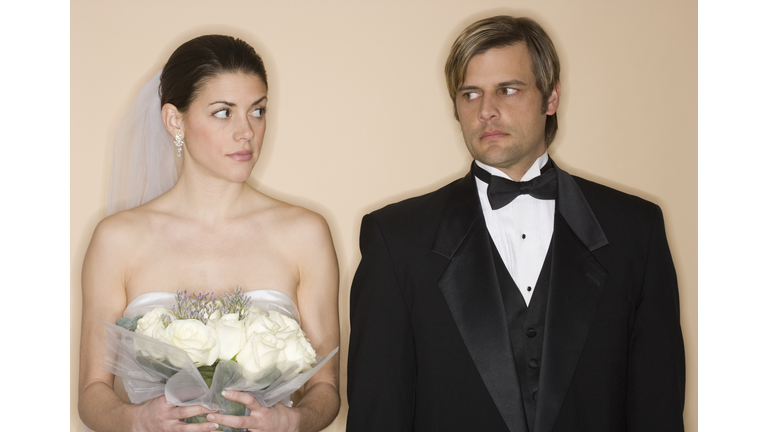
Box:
[472,161,558,210]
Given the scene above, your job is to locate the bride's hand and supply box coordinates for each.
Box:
[207,390,300,432]
[133,395,218,432]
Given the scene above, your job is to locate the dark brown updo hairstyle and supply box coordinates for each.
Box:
[160,35,268,113]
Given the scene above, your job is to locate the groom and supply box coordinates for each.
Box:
[346,15,685,432]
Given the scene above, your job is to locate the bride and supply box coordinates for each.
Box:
[78,35,340,432]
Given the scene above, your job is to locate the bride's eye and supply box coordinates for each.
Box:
[213,108,230,119]
[251,107,267,118]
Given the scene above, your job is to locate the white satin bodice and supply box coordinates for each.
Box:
[123,289,301,324]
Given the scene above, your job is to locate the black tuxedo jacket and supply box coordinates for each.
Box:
[347,161,685,432]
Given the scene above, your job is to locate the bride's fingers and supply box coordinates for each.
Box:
[172,404,218,421]
[209,392,300,432]
[208,390,270,430]
[207,411,253,430]
[220,389,265,411]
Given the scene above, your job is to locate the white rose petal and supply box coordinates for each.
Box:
[239,309,317,380]
[266,311,301,338]
[133,307,173,359]
[208,307,222,321]
[244,308,272,336]
[237,332,285,381]
[164,319,220,366]
[215,313,247,361]
[281,331,317,374]
[135,307,173,339]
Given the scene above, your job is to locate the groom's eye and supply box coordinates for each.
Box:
[463,91,480,100]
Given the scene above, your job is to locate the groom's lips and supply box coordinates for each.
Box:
[481,129,507,141]
[228,151,253,162]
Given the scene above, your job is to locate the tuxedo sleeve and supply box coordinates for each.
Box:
[627,206,686,431]
[347,214,416,431]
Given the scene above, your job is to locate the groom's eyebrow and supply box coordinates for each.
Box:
[208,96,267,107]
[457,80,528,92]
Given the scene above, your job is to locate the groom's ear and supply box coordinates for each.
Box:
[161,103,183,137]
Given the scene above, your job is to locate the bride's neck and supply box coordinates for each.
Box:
[170,173,253,225]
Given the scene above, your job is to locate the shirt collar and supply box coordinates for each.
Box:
[474,152,550,182]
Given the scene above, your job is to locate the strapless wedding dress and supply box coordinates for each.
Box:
[123,289,301,323]
[81,290,300,432]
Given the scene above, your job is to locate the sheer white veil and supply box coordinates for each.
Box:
[107,71,178,216]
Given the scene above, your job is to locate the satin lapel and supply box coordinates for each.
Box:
[432,171,529,432]
[533,162,609,432]
[550,160,608,252]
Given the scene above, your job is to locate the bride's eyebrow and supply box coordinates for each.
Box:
[208,96,267,107]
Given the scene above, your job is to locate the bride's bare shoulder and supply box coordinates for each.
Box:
[88,204,167,252]
[252,194,332,243]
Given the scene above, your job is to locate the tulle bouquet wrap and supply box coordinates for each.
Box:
[104,289,338,432]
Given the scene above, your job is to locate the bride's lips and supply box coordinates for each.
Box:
[481,129,508,141]
[227,150,253,162]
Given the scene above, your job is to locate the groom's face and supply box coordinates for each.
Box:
[455,43,558,179]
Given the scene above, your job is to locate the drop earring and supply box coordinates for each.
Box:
[174,132,185,157]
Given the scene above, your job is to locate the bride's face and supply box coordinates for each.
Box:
[180,72,268,183]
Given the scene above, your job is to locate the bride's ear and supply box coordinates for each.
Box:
[161,103,183,137]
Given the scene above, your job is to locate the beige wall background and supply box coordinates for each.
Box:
[71,1,697,430]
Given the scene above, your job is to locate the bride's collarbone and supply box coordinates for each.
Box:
[125,234,299,293]
[136,194,310,247]
[154,233,288,264]
[136,241,296,272]
[142,211,281,244]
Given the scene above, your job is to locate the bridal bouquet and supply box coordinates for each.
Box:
[104,288,337,432]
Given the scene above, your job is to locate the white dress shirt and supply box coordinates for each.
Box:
[474,153,555,306]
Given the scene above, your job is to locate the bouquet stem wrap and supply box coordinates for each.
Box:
[104,322,338,430]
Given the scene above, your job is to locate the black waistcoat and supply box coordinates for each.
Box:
[490,239,553,432]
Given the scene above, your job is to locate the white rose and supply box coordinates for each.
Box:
[133,307,172,359]
[243,308,271,336]
[259,311,315,373]
[237,332,285,381]
[208,301,223,321]
[279,328,317,375]
[239,310,317,379]
[265,310,301,337]
[135,307,173,340]
[164,319,220,366]
[214,313,247,361]
[244,309,298,336]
